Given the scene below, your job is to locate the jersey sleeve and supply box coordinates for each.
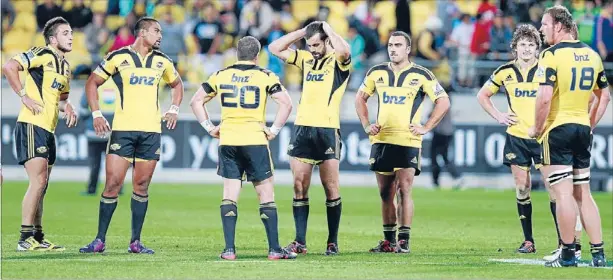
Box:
[536,50,557,86]
[485,69,505,94]
[358,70,376,96]
[423,77,448,102]
[286,49,308,70]
[265,72,286,95]
[13,47,50,70]
[595,60,609,90]
[93,54,118,80]
[337,55,352,72]
[201,72,218,97]
[162,60,179,84]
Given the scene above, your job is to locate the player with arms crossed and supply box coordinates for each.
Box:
[2,17,77,251]
[268,21,351,255]
[191,36,295,260]
[532,5,610,267]
[80,17,184,254]
[477,24,580,256]
[355,31,450,253]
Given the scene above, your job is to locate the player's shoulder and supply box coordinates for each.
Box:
[492,61,515,75]
[104,46,132,61]
[365,63,390,76]
[541,40,591,58]
[151,49,173,63]
[409,63,435,81]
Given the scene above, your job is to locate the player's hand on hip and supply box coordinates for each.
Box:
[21,96,43,115]
[208,126,220,139]
[163,105,180,130]
[496,112,518,126]
[409,124,430,136]
[364,124,381,135]
[63,102,78,128]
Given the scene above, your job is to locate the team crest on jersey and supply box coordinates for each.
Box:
[156,62,164,68]
[36,146,48,153]
[110,143,121,151]
[409,79,420,86]
[506,153,517,160]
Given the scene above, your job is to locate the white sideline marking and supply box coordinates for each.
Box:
[489,258,612,270]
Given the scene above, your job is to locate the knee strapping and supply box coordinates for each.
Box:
[573,172,590,186]
[516,185,531,200]
[547,168,573,186]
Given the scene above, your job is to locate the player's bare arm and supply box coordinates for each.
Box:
[355,90,380,135]
[2,58,43,115]
[410,96,450,136]
[268,27,307,61]
[265,89,293,141]
[590,87,611,130]
[321,21,351,63]
[59,93,78,128]
[189,85,219,138]
[476,86,517,126]
[85,73,111,136]
[531,85,554,138]
[163,76,184,130]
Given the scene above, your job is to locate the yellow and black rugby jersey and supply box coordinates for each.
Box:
[13,46,71,133]
[286,49,351,129]
[93,46,179,133]
[203,61,286,146]
[359,62,448,148]
[485,60,539,139]
[536,40,609,141]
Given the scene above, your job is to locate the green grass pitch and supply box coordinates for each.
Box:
[1,181,612,279]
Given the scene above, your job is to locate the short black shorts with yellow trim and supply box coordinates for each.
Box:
[541,124,592,169]
[106,131,161,162]
[287,125,341,164]
[218,145,273,182]
[14,122,56,165]
[369,143,422,176]
[503,134,542,169]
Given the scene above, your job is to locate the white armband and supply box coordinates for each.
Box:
[92,110,103,119]
[168,104,180,114]
[269,124,282,135]
[200,119,215,132]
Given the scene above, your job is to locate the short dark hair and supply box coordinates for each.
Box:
[134,17,159,35]
[544,5,574,33]
[237,36,261,61]
[389,31,411,47]
[42,17,70,45]
[305,21,328,41]
[510,24,542,57]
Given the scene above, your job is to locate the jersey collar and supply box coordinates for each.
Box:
[388,61,413,73]
[235,60,256,65]
[128,45,153,60]
[47,45,64,60]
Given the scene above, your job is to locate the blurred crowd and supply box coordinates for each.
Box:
[1,0,612,91]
